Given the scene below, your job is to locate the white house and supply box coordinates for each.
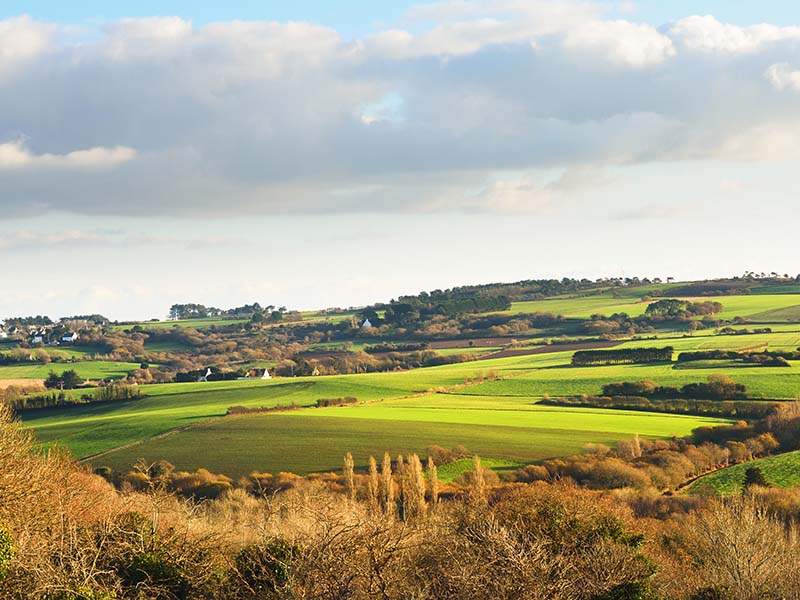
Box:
[31,333,45,344]
[61,332,80,344]
[361,318,373,328]
[0,327,7,339]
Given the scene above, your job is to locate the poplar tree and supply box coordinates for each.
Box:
[426,455,439,508]
[343,452,355,501]
[367,455,379,511]
[381,452,394,516]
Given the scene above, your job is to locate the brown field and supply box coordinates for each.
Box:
[0,378,43,389]
[483,340,620,359]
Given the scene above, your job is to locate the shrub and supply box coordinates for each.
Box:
[228,538,298,598]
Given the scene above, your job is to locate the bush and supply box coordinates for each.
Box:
[117,549,190,599]
[228,538,298,598]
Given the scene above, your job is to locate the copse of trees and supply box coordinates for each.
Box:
[4,315,53,327]
[541,395,777,419]
[644,299,723,320]
[168,302,288,320]
[678,349,797,367]
[43,369,84,390]
[601,375,748,400]
[572,347,673,366]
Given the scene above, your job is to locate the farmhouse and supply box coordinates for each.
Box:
[0,327,7,339]
[61,332,80,344]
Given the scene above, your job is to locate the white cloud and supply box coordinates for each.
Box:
[0,16,54,72]
[564,20,675,67]
[0,140,136,170]
[766,62,800,92]
[0,6,799,218]
[670,15,800,54]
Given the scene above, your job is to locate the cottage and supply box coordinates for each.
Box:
[61,332,80,344]
[0,327,7,339]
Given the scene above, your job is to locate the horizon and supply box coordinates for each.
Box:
[3,1,800,319]
[2,272,791,323]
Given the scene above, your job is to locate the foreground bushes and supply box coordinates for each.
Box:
[3,404,800,598]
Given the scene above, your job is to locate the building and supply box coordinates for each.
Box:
[61,332,80,344]
[361,318,373,328]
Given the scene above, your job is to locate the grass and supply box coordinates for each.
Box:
[0,360,144,381]
[436,458,523,483]
[20,287,800,478]
[498,293,800,322]
[21,340,796,469]
[688,451,800,495]
[113,318,249,330]
[91,396,727,477]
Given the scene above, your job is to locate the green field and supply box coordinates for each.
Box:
[88,394,727,477]
[17,286,800,479]
[501,292,800,322]
[688,451,800,495]
[0,360,144,381]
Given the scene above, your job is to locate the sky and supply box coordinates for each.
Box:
[2,1,800,320]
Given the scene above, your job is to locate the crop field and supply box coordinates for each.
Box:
[113,318,249,330]
[22,334,800,471]
[500,292,800,322]
[90,394,728,477]
[16,284,800,481]
[688,451,800,495]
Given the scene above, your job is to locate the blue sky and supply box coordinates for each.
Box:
[2,1,800,319]
[4,1,800,34]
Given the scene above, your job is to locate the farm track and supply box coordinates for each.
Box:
[483,340,620,360]
[77,417,224,463]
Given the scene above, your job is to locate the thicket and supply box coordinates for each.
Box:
[540,396,778,420]
[572,347,673,366]
[678,349,797,367]
[601,376,748,400]
[6,384,144,412]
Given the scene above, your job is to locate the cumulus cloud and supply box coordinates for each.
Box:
[766,62,800,92]
[670,16,800,54]
[0,5,799,218]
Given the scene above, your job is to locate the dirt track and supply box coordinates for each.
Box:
[482,340,621,359]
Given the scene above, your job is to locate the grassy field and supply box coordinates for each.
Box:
[17,285,800,479]
[113,318,249,330]
[500,292,800,322]
[21,334,799,473]
[0,360,143,381]
[90,395,728,477]
[688,451,800,495]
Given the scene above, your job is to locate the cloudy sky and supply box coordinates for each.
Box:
[2,1,800,320]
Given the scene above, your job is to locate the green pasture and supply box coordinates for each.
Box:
[500,292,800,322]
[113,318,249,331]
[0,360,143,381]
[688,451,800,495]
[91,394,727,477]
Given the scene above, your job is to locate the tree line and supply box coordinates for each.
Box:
[571,347,673,366]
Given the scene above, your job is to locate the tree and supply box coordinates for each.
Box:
[343,452,355,501]
[60,370,84,389]
[744,466,769,489]
[44,371,61,389]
